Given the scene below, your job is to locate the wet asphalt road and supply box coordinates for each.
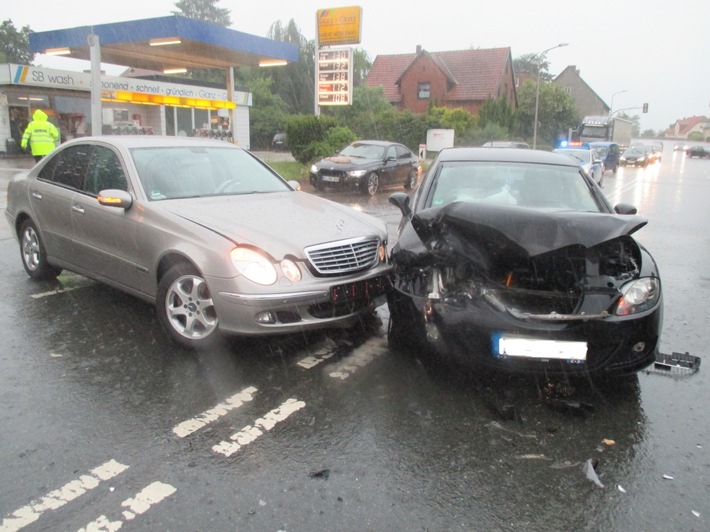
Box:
[1,143,709,531]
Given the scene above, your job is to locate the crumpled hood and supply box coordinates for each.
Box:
[159,191,385,257]
[409,202,647,258]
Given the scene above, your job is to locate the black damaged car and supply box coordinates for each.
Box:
[309,140,420,195]
[387,147,662,377]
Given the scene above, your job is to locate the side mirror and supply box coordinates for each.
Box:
[97,189,133,210]
[614,203,637,215]
[389,192,411,217]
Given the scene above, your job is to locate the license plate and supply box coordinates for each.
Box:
[331,276,387,303]
[322,175,340,183]
[492,333,587,361]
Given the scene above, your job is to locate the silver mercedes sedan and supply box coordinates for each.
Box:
[5,136,391,349]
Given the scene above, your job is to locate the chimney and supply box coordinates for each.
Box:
[416,45,422,54]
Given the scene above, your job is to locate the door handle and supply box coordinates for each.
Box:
[31,191,42,200]
[72,204,85,214]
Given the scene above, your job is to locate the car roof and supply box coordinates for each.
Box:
[350,140,399,147]
[60,135,242,150]
[434,147,581,167]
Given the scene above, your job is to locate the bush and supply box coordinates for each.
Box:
[287,114,338,164]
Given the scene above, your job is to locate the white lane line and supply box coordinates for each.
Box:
[172,386,257,438]
[78,481,177,531]
[30,286,82,299]
[297,338,338,369]
[328,336,388,380]
[0,460,129,532]
[213,398,306,457]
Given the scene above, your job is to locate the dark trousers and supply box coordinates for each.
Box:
[33,155,44,162]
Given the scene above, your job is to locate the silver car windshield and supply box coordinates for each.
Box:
[429,161,601,212]
[130,146,292,200]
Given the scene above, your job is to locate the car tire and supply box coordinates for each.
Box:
[404,169,418,190]
[19,219,61,280]
[157,263,220,349]
[363,172,379,195]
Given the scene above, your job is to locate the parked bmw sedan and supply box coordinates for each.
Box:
[5,136,391,349]
[386,148,662,378]
[309,140,420,195]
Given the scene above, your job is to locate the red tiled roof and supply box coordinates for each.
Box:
[676,116,708,136]
[366,47,511,103]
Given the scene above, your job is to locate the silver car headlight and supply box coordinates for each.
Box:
[231,247,277,285]
[347,170,367,178]
[614,278,660,316]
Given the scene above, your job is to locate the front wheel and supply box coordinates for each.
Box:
[363,173,379,195]
[157,263,220,349]
[19,219,61,280]
[405,169,418,190]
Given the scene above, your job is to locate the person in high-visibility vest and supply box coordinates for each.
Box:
[20,109,60,162]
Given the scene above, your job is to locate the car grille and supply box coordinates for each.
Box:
[305,236,380,275]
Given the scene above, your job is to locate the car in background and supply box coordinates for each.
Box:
[5,136,391,349]
[309,140,420,195]
[686,145,710,159]
[645,145,662,163]
[589,141,620,174]
[386,147,662,378]
[553,147,604,185]
[481,141,530,149]
[620,146,649,167]
[271,132,287,151]
[673,143,688,152]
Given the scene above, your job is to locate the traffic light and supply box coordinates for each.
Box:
[642,103,649,113]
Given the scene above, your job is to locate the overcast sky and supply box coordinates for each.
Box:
[5,0,708,132]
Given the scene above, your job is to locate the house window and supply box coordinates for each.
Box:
[418,82,430,99]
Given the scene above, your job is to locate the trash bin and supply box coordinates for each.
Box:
[5,138,19,154]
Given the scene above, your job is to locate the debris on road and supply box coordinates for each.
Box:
[649,351,701,376]
[583,458,604,488]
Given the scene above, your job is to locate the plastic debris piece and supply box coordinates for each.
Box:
[618,485,626,493]
[583,458,604,488]
[602,438,616,446]
[309,469,330,480]
[662,474,674,480]
[650,351,701,376]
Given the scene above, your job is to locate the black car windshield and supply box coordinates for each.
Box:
[428,161,602,212]
[130,146,291,200]
[339,143,386,159]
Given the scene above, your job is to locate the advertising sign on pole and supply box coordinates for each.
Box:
[316,6,362,46]
[317,48,353,106]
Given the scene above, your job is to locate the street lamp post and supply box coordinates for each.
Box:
[532,42,568,149]
[609,89,627,117]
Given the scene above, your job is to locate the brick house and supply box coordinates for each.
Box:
[365,46,517,115]
[553,66,609,119]
[665,116,709,139]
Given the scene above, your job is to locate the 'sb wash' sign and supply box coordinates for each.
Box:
[317,6,362,46]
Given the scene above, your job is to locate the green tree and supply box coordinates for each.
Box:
[513,52,553,82]
[514,79,579,147]
[351,48,372,88]
[618,112,641,137]
[0,19,34,64]
[264,19,315,115]
[478,96,514,130]
[172,0,231,25]
[243,76,290,149]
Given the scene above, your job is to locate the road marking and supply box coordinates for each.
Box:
[30,286,82,299]
[0,460,129,532]
[78,481,176,531]
[172,386,257,438]
[213,398,306,457]
[296,337,339,369]
[328,336,388,380]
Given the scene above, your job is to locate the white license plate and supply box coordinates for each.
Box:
[494,334,587,361]
[322,175,340,182]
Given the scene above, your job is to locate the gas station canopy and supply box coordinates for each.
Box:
[29,15,299,71]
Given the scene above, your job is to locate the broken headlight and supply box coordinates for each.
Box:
[614,277,660,316]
